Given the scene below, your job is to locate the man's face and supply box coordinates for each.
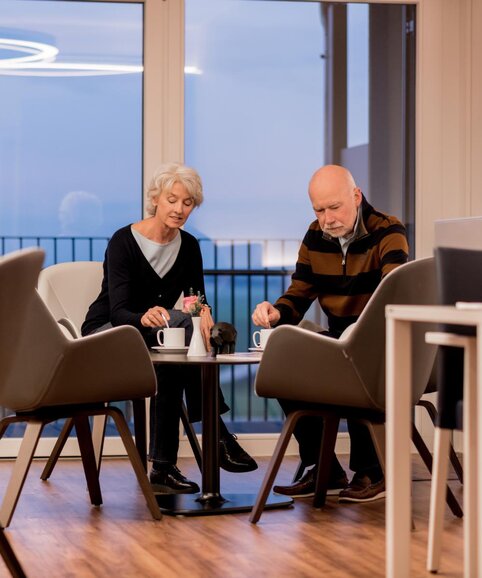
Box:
[309,180,362,238]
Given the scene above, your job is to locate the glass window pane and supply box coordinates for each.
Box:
[0,0,143,263]
[185,0,325,245]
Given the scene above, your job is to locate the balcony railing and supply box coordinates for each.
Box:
[1,235,304,432]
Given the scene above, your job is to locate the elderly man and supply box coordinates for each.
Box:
[252,164,408,502]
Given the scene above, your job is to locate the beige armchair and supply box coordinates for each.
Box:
[0,248,161,528]
[35,260,202,478]
[249,257,456,523]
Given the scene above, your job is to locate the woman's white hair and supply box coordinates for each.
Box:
[145,162,203,216]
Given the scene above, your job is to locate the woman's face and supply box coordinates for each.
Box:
[152,182,195,230]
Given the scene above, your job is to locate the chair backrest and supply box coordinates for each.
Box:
[1,265,155,412]
[37,261,104,335]
[255,257,438,411]
[344,256,438,406]
[435,247,482,428]
[0,249,45,394]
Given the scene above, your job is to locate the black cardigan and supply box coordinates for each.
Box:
[81,225,206,338]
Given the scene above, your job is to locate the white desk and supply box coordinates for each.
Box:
[385,304,482,577]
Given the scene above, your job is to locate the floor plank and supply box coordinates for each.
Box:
[0,455,464,577]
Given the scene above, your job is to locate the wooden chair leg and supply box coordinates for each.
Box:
[91,414,107,474]
[249,410,304,524]
[313,415,340,508]
[418,399,464,483]
[427,427,451,572]
[180,402,202,473]
[106,407,161,521]
[411,423,463,517]
[0,416,26,441]
[132,399,147,471]
[0,421,44,528]
[73,415,103,507]
[0,528,27,578]
[40,418,75,481]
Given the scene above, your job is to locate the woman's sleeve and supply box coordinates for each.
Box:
[106,232,145,329]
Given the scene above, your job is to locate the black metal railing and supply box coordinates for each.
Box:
[1,235,301,432]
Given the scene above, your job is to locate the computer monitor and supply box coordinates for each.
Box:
[434,216,482,250]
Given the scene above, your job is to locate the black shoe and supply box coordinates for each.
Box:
[273,467,348,498]
[219,434,258,473]
[149,465,200,494]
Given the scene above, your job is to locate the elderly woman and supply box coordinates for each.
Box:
[82,163,256,494]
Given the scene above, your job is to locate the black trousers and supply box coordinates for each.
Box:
[277,398,381,479]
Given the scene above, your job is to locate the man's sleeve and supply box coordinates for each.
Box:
[379,220,409,277]
[273,239,319,325]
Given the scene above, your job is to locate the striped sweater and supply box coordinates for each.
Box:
[274,196,409,336]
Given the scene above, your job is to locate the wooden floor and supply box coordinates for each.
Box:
[0,454,464,578]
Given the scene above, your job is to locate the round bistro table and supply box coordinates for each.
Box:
[149,350,293,516]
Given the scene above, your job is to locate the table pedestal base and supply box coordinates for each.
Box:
[156,492,293,516]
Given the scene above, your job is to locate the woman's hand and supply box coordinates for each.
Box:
[141,306,170,328]
[199,306,214,348]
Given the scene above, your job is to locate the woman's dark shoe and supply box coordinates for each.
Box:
[149,465,200,494]
[219,434,258,473]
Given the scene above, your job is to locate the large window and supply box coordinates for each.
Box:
[185,0,416,431]
[0,0,143,264]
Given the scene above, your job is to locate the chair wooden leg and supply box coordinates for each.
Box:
[313,415,340,508]
[418,399,464,484]
[40,418,75,481]
[73,416,103,507]
[0,421,44,528]
[132,399,147,471]
[411,423,463,517]
[180,402,202,473]
[91,414,107,474]
[0,416,26,441]
[249,410,303,524]
[0,528,27,578]
[427,427,451,572]
[106,407,161,521]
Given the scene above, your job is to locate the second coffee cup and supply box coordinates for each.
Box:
[157,327,185,348]
[252,328,274,350]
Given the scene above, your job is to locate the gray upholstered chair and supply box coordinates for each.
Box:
[0,248,161,528]
[427,247,482,574]
[35,260,202,478]
[249,257,456,523]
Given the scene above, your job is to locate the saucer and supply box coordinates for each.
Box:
[151,346,189,353]
[248,347,264,353]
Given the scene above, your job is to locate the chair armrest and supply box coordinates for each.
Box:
[57,317,80,339]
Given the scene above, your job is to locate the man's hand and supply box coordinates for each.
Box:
[252,301,280,328]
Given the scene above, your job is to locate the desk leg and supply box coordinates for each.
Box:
[476,328,482,578]
[386,318,412,578]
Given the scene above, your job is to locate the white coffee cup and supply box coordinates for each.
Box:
[156,327,185,348]
[252,328,274,350]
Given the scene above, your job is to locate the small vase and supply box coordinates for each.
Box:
[187,315,207,357]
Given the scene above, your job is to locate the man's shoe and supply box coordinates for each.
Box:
[273,467,348,498]
[338,474,386,503]
[149,465,200,494]
[219,434,258,473]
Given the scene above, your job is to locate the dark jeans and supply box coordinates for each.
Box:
[90,311,229,466]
